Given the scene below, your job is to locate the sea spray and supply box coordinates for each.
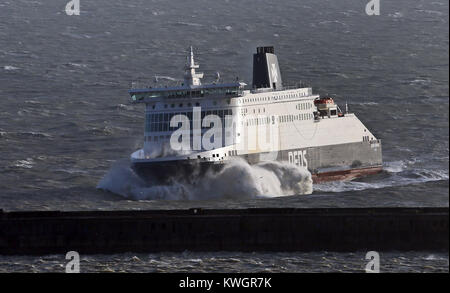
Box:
[97,158,313,200]
[96,159,148,197]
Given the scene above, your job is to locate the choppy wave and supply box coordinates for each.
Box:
[405,78,432,86]
[318,20,347,26]
[416,9,443,16]
[170,21,204,27]
[66,62,88,68]
[354,101,379,106]
[0,251,447,273]
[84,125,133,136]
[116,104,134,111]
[388,12,404,19]
[383,160,408,173]
[0,131,52,139]
[97,158,313,200]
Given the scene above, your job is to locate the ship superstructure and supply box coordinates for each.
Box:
[129,46,383,183]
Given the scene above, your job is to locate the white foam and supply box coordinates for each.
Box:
[388,12,404,18]
[408,78,431,85]
[117,104,134,111]
[384,160,407,173]
[154,75,180,82]
[424,254,447,261]
[11,158,35,169]
[67,62,87,68]
[97,158,313,201]
[3,65,19,71]
[174,21,203,27]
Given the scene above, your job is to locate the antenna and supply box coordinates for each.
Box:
[215,72,220,83]
[184,46,204,86]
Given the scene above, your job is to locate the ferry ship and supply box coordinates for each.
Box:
[129,46,383,183]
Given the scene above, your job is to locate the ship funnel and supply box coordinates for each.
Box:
[252,46,283,90]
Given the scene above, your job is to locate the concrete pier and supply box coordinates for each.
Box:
[0,207,447,255]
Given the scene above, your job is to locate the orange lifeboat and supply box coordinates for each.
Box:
[314,97,336,111]
[314,97,341,118]
[314,97,335,106]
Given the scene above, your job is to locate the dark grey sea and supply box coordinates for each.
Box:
[0,0,448,272]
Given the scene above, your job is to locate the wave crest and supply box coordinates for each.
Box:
[97,158,313,200]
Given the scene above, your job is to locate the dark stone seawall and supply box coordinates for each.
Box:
[0,208,447,255]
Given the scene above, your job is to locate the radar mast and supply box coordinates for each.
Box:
[184,46,204,86]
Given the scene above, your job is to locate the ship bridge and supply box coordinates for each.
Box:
[129,82,246,102]
[129,47,246,103]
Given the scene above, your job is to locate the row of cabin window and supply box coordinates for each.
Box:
[146,109,233,123]
[145,109,233,133]
[144,132,232,143]
[244,96,271,103]
[241,104,311,116]
[240,108,266,115]
[296,103,312,110]
[151,101,201,110]
[279,113,313,123]
[146,119,232,133]
[150,100,227,110]
[165,89,237,98]
[245,117,271,126]
[145,112,314,132]
[243,92,308,104]
[244,113,313,127]
[245,113,314,125]
[147,88,238,99]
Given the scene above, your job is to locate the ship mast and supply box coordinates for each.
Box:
[184,46,204,86]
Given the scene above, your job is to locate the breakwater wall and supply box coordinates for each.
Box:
[0,207,447,255]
